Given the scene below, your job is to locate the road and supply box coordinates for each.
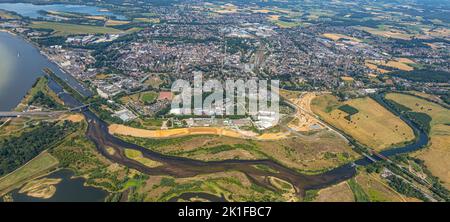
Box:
[0,104,90,117]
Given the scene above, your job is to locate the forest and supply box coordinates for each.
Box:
[0,121,78,176]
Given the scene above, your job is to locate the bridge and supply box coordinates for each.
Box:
[0,104,91,118]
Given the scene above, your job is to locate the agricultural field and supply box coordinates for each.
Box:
[311,95,415,150]
[385,93,450,189]
[30,21,123,36]
[0,151,59,196]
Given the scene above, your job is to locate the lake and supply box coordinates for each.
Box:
[0,3,126,20]
[10,169,108,202]
[0,31,91,111]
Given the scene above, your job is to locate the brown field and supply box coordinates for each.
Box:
[365,60,390,73]
[365,59,414,72]
[94,73,110,79]
[109,124,290,140]
[355,26,413,40]
[322,33,361,42]
[61,114,84,122]
[314,181,354,202]
[105,19,130,26]
[424,28,450,40]
[311,95,415,150]
[111,125,240,138]
[255,132,359,173]
[385,93,450,189]
[385,61,414,71]
[341,76,355,81]
[280,90,324,131]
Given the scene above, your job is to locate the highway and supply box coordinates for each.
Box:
[0,104,90,117]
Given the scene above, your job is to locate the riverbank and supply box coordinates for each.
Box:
[109,124,290,141]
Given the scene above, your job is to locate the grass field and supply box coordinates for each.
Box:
[0,151,59,196]
[30,21,123,36]
[355,171,416,202]
[385,93,450,189]
[348,178,370,202]
[119,91,158,105]
[311,95,415,150]
[124,149,163,168]
[140,91,158,104]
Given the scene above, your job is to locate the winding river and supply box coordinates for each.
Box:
[2,32,430,200]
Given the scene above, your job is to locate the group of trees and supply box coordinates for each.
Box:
[0,121,78,176]
[387,175,429,201]
[28,91,60,109]
[391,69,450,83]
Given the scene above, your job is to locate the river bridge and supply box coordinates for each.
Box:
[0,104,91,118]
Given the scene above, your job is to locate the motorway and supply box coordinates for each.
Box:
[0,104,90,117]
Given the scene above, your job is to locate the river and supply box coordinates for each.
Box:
[0,31,91,111]
[1,32,430,201]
